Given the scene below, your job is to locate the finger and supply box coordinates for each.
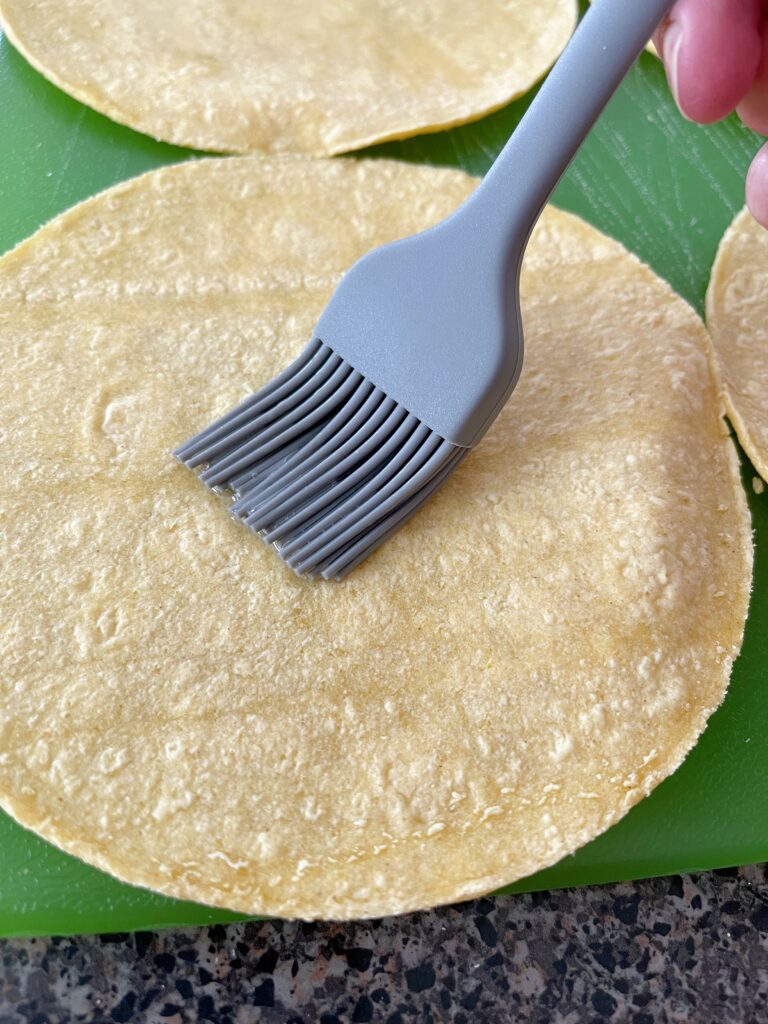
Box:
[737,22,768,134]
[653,0,762,123]
[746,143,768,228]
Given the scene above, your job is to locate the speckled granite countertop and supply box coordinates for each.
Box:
[2,866,767,1023]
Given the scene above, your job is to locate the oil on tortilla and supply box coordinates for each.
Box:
[0,156,752,919]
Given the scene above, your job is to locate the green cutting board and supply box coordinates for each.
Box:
[1,12,766,937]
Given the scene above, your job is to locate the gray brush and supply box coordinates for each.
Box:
[174,0,672,579]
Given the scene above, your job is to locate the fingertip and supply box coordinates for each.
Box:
[746,144,768,229]
[660,0,762,124]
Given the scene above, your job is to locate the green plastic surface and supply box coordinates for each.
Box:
[0,14,766,938]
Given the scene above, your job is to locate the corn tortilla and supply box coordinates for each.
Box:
[0,0,576,155]
[707,207,768,482]
[0,157,752,919]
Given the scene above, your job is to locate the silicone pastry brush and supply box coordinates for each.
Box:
[174,0,672,579]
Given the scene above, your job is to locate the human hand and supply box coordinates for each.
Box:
[653,0,768,227]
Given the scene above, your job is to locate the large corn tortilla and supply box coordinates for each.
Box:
[0,157,752,919]
[707,207,768,482]
[0,0,576,155]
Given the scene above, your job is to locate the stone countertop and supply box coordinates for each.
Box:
[1,866,767,1023]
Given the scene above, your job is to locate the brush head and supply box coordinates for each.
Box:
[173,339,467,579]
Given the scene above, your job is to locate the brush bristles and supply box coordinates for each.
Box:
[173,340,465,579]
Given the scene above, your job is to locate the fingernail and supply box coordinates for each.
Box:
[746,144,768,229]
[662,22,686,116]
[736,24,768,136]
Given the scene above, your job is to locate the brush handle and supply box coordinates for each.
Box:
[466,0,673,250]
